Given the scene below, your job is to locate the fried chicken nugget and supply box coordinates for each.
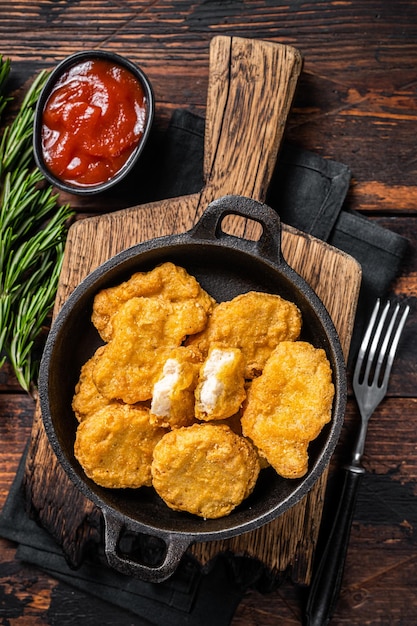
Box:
[151,423,260,518]
[188,291,302,378]
[194,345,246,421]
[74,404,167,488]
[241,341,334,479]
[202,411,270,468]
[150,346,202,429]
[72,346,114,422]
[93,296,206,403]
[92,262,215,341]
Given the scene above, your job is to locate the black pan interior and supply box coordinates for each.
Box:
[41,237,345,540]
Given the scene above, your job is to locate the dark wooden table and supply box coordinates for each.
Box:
[1,2,417,624]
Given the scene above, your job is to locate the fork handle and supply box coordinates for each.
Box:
[305,464,365,626]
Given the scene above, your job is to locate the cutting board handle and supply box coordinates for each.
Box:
[200,36,302,206]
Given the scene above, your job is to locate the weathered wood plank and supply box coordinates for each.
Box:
[23,36,360,584]
[1,2,417,624]
[1,2,417,212]
[0,394,33,508]
[2,394,417,623]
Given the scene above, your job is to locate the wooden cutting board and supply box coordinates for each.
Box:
[24,36,361,585]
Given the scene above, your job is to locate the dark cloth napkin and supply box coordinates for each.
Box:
[149,110,408,363]
[0,445,272,625]
[0,109,409,625]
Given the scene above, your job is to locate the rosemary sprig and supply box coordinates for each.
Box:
[8,245,65,392]
[0,57,74,395]
[0,56,11,120]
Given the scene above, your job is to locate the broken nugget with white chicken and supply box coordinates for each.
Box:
[92,262,216,342]
[93,295,210,404]
[195,344,246,421]
[150,346,202,429]
[241,341,334,479]
[187,291,302,378]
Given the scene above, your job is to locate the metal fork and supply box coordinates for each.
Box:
[305,299,410,626]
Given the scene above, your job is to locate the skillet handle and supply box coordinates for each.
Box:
[190,194,283,265]
[103,511,192,583]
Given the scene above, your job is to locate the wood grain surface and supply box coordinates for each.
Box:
[1,2,417,625]
[23,35,360,584]
[24,199,360,579]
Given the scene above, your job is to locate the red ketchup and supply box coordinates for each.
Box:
[41,58,147,187]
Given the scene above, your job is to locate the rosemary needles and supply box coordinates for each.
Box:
[0,56,73,395]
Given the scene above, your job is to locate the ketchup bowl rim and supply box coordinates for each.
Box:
[33,50,155,196]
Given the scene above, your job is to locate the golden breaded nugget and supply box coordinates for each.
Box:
[202,412,270,468]
[73,261,333,516]
[93,296,206,403]
[150,346,202,429]
[241,341,334,478]
[74,404,166,488]
[188,291,302,378]
[195,345,246,421]
[92,262,215,341]
[72,346,113,422]
[204,411,243,435]
[151,423,260,518]
[265,438,310,478]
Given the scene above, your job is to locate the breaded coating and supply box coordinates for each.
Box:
[72,346,113,422]
[204,411,243,435]
[92,262,215,341]
[151,423,260,518]
[202,411,270,468]
[241,341,334,479]
[150,346,202,429]
[72,261,335,517]
[195,345,246,421]
[74,404,167,488]
[188,291,302,378]
[93,296,206,403]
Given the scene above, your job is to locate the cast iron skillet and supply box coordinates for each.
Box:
[39,195,347,582]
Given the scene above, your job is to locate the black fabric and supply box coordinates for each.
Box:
[153,110,408,362]
[329,209,408,362]
[0,108,409,625]
[0,447,268,626]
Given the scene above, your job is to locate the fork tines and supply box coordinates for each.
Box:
[354,299,410,393]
